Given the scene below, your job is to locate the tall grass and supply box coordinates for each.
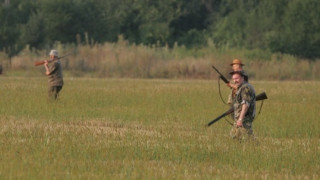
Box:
[1,39,319,80]
[0,77,319,179]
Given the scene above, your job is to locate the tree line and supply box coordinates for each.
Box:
[1,0,319,59]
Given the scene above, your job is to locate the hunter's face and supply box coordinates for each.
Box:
[50,55,58,60]
[232,64,242,71]
[232,74,244,86]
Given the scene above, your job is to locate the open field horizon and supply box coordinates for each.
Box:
[0,77,319,179]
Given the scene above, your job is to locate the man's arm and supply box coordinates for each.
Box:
[44,60,58,76]
[44,60,50,75]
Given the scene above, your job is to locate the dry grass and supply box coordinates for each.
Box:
[1,40,319,80]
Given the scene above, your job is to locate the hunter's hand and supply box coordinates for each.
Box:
[44,60,50,75]
[227,83,237,90]
[236,119,243,127]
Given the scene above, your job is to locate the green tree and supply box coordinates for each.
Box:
[19,11,45,49]
[255,0,288,49]
[0,0,35,56]
[269,0,320,58]
[105,0,180,45]
[211,0,262,48]
[169,0,212,47]
[39,0,108,45]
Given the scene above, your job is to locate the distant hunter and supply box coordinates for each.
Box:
[44,50,64,100]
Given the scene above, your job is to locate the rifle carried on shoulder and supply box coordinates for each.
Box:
[34,53,71,66]
[206,91,268,127]
[212,65,229,84]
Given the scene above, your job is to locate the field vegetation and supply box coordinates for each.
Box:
[0,77,319,179]
[1,40,320,80]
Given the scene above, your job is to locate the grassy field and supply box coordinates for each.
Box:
[0,77,319,179]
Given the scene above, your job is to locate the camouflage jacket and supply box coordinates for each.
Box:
[233,82,256,123]
[227,70,249,104]
[47,60,63,86]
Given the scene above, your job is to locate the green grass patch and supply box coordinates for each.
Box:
[0,77,319,179]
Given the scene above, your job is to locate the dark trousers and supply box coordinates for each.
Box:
[48,86,63,99]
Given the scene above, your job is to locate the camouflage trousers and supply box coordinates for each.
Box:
[230,123,255,142]
[48,85,63,100]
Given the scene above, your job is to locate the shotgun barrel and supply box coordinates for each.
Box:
[206,91,268,127]
[212,65,230,84]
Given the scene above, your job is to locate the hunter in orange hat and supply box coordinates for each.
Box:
[227,59,249,104]
[230,59,248,81]
[230,59,244,70]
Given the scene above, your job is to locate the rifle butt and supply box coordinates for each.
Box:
[256,92,268,101]
[34,61,45,66]
[34,58,55,66]
[34,55,65,67]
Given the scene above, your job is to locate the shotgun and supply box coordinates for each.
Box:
[212,65,229,84]
[34,53,71,66]
[207,91,268,127]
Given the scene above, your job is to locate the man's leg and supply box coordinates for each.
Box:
[48,86,55,99]
[55,86,63,99]
[243,122,255,141]
[48,86,63,99]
